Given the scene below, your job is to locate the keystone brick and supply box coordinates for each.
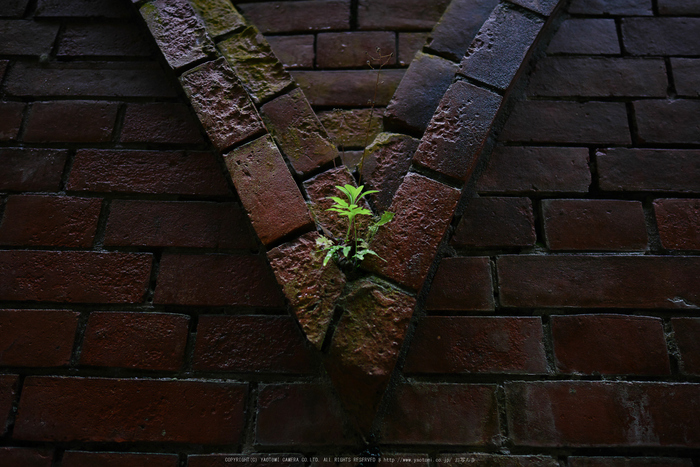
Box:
[437,454,558,467]
[497,255,700,309]
[14,377,247,444]
[155,254,284,307]
[659,0,700,14]
[0,309,79,367]
[459,4,544,91]
[0,102,25,141]
[57,23,152,57]
[0,374,18,435]
[365,173,461,291]
[120,103,203,144]
[0,448,52,467]
[542,199,648,251]
[404,317,547,374]
[292,70,404,107]
[452,197,536,248]
[567,0,653,15]
[0,251,152,304]
[0,0,29,17]
[528,58,667,98]
[358,0,450,30]
[0,148,67,192]
[552,315,670,375]
[24,101,119,143]
[193,315,316,373]
[598,148,700,193]
[672,59,700,97]
[509,0,560,15]
[425,257,495,311]
[180,59,265,151]
[224,135,313,245]
[62,451,178,467]
[622,18,700,55]
[672,318,700,375]
[190,0,246,39]
[266,35,315,68]
[634,100,700,144]
[500,101,631,145]
[239,1,350,33]
[506,381,700,447]
[654,199,700,251]
[569,458,693,467]
[317,31,396,68]
[81,312,189,371]
[35,0,131,17]
[317,108,383,149]
[0,20,59,55]
[548,19,620,55]
[381,383,499,444]
[261,88,338,175]
[398,33,428,66]
[67,149,231,196]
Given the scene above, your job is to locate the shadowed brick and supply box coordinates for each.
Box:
[303,167,364,240]
[0,0,29,17]
[398,33,428,65]
[24,101,119,143]
[266,35,314,68]
[568,0,653,15]
[672,318,700,375]
[672,59,700,97]
[62,451,178,467]
[292,70,404,107]
[509,0,560,14]
[634,100,700,144]
[358,0,450,30]
[317,108,383,149]
[425,0,499,61]
[654,199,700,251]
[548,19,620,54]
[0,60,7,81]
[659,0,700,14]
[569,458,693,467]
[36,0,130,17]
[437,454,558,467]
[239,1,350,33]
[190,0,246,38]
[425,257,495,311]
[0,448,52,467]
[0,310,79,367]
[0,375,18,436]
[57,23,152,57]
[452,197,536,248]
[317,31,395,68]
[0,102,25,141]
[0,148,67,192]
[0,20,59,55]
[622,18,700,55]
[120,103,203,144]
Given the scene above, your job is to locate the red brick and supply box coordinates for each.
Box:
[154,253,284,307]
[0,0,29,17]
[659,0,700,14]
[35,0,131,17]
[634,100,700,144]
[452,197,536,248]
[0,309,79,367]
[672,59,700,97]
[292,70,404,107]
[398,33,428,65]
[476,146,591,194]
[548,19,620,55]
[655,199,700,251]
[238,1,350,33]
[0,148,67,192]
[120,103,203,144]
[381,383,499,445]
[358,0,450,30]
[57,23,152,57]
[552,315,670,375]
[266,35,314,68]
[425,257,494,311]
[622,18,700,55]
[0,448,52,466]
[24,101,118,143]
[404,317,547,374]
[0,102,24,141]
[317,31,395,69]
[0,251,152,303]
[62,451,178,467]
[256,384,349,445]
[498,255,700,309]
[543,199,648,251]
[507,382,700,447]
[317,108,383,149]
[437,454,557,467]
[569,457,693,467]
[104,200,255,249]
[0,20,59,55]
[193,315,316,373]
[672,318,700,375]
[189,454,304,467]
[14,376,247,444]
[66,149,231,196]
[567,0,652,15]
[81,312,189,371]
[0,374,19,436]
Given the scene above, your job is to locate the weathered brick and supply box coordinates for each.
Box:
[0,309,78,367]
[261,88,338,175]
[476,146,591,194]
[569,457,693,467]
[0,448,52,467]
[507,382,700,447]
[266,35,314,68]
[672,58,700,97]
[0,60,7,80]
[437,454,558,467]
[292,69,404,107]
[398,33,428,65]
[0,20,59,55]
[57,23,152,57]
[634,100,700,144]
[14,377,247,444]
[623,18,700,55]
[384,52,457,134]
[413,80,502,181]
[404,317,547,374]
[317,108,383,149]
[425,257,495,311]
[189,454,304,467]
[154,253,284,307]
[35,0,131,17]
[193,315,316,373]
[239,1,350,33]
[672,318,700,375]
[365,173,461,291]
[224,136,313,245]
[509,0,560,14]
[567,0,653,15]
[528,58,667,98]
[62,451,178,467]
[459,4,544,91]
[81,312,189,371]
[0,251,152,303]
[381,383,499,444]
[0,374,18,436]
[190,0,246,39]
[67,149,230,196]
[24,101,119,143]
[552,315,670,375]
[548,19,620,54]
[358,0,450,30]
[0,0,29,17]
[0,148,67,192]
[654,199,700,251]
[659,0,700,14]
[500,101,631,145]
[598,148,700,193]
[0,102,25,141]
[543,199,648,251]
[120,102,202,144]
[452,197,536,248]
[256,384,349,445]
[498,255,700,309]
[317,31,396,68]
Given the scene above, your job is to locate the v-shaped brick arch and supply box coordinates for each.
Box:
[134,0,566,436]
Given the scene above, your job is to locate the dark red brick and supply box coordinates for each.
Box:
[659,0,700,14]
[256,384,349,445]
[623,18,700,55]
[672,59,700,97]
[193,315,315,373]
[62,451,178,467]
[543,199,648,251]
[0,20,59,55]
[567,0,653,15]
[35,0,130,17]
[548,19,620,54]
[66,149,230,196]
[452,197,536,248]
[381,383,499,445]
[0,374,19,436]
[655,199,700,251]
[292,70,404,107]
[634,100,700,144]
[398,33,428,65]
[425,257,494,311]
[239,1,350,33]
[569,457,692,467]
[498,255,700,309]
[404,317,547,374]
[317,108,383,149]
[154,254,284,307]
[81,312,189,371]
[507,382,700,447]
[552,314,670,375]
[437,454,557,467]
[190,0,246,39]
[0,0,29,17]
[0,102,25,141]
[0,148,67,192]
[317,31,395,68]
[120,103,203,144]
[189,454,304,467]
[266,35,315,68]
[0,309,79,367]
[57,23,152,57]
[476,146,591,194]
[14,376,247,444]
[104,200,255,249]
[24,101,118,143]
[672,318,700,375]
[0,448,52,467]
[598,148,700,193]
[500,101,631,144]
[358,0,450,30]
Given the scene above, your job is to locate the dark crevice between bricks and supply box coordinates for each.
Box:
[615,18,626,56]
[588,147,599,194]
[111,102,128,145]
[532,196,547,248]
[625,101,640,145]
[320,305,344,354]
[664,57,678,98]
[69,310,91,369]
[92,198,111,250]
[495,384,510,450]
[3,373,23,440]
[643,196,664,254]
[241,381,257,452]
[58,149,76,193]
[350,0,359,30]
[663,318,682,375]
[541,314,557,374]
[454,74,506,97]
[145,249,162,308]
